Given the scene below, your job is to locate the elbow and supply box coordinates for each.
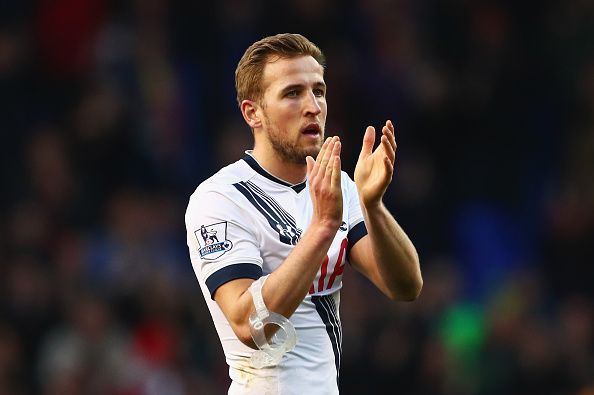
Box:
[402,276,423,301]
[387,273,423,302]
[402,254,423,301]
[231,322,258,349]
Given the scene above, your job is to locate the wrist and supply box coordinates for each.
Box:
[361,198,384,213]
[307,220,340,241]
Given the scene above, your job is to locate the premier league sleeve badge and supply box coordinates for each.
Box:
[195,222,234,260]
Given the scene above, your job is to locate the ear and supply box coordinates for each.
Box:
[240,100,262,129]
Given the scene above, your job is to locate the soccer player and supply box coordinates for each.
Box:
[185,33,422,394]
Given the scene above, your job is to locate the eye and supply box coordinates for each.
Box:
[313,88,325,97]
[286,90,298,98]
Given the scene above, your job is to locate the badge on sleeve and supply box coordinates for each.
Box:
[195,222,234,260]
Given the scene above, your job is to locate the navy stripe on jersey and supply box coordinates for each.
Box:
[205,263,262,299]
[312,295,342,383]
[346,220,368,261]
[245,181,299,229]
[243,153,307,193]
[233,181,303,245]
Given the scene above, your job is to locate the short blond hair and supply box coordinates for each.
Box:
[235,33,325,106]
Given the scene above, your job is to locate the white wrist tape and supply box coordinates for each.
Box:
[248,275,297,368]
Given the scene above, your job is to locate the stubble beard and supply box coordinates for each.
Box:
[264,118,323,165]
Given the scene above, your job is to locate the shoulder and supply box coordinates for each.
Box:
[188,160,254,204]
[185,160,255,220]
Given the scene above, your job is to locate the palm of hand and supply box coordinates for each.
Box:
[354,123,396,206]
[355,147,390,205]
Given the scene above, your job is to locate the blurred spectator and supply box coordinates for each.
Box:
[0,325,25,394]
[0,0,592,394]
[38,290,127,395]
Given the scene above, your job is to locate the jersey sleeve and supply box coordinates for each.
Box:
[343,173,368,259]
[186,188,263,299]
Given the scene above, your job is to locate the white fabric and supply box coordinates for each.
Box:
[185,152,366,394]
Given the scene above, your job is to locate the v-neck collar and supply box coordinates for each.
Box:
[242,152,307,193]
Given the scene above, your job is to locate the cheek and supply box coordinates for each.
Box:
[276,105,302,127]
[285,102,303,115]
[271,103,298,119]
[320,102,328,119]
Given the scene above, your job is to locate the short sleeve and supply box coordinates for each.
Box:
[343,173,368,259]
[186,188,263,299]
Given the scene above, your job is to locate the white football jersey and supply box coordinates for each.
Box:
[185,152,367,394]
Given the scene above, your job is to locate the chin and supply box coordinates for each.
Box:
[270,137,322,164]
[308,138,323,154]
[303,146,321,160]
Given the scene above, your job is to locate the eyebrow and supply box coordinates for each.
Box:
[280,81,326,94]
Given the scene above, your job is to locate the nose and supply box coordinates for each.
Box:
[303,91,322,116]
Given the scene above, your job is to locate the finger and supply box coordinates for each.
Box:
[381,134,396,163]
[323,139,340,183]
[325,140,341,180]
[316,136,332,160]
[330,139,341,166]
[384,155,394,177]
[358,126,375,162]
[390,121,398,151]
[312,137,331,178]
[386,119,395,134]
[318,137,336,179]
[383,123,397,152]
[306,156,315,178]
[331,147,342,191]
[315,136,332,163]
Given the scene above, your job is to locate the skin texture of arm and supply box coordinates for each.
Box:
[214,137,343,348]
[349,120,423,301]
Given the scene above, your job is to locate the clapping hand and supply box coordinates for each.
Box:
[306,136,343,231]
[354,120,397,208]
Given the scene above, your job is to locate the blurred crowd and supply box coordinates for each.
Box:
[1,0,593,394]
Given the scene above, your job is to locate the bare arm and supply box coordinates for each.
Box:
[214,137,343,348]
[350,121,422,301]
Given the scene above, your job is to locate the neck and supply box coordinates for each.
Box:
[251,148,307,185]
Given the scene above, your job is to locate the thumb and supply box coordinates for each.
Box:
[306,156,314,178]
[358,126,375,161]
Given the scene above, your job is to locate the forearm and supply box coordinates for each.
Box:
[262,223,337,316]
[222,223,337,345]
[362,202,422,300]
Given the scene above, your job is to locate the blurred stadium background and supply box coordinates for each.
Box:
[1,0,593,394]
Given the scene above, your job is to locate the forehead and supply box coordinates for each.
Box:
[261,55,325,92]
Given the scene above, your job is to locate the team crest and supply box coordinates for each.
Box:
[195,222,233,260]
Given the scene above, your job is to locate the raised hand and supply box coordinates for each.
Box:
[354,120,397,207]
[306,136,343,231]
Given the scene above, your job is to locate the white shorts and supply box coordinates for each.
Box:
[228,368,279,395]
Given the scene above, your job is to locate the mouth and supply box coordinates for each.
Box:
[301,123,322,137]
